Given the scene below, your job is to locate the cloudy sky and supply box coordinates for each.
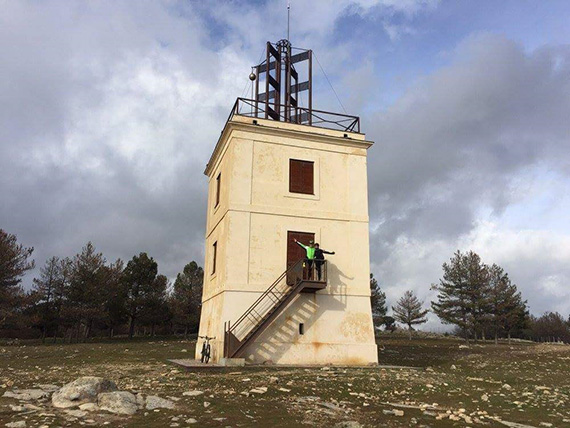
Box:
[2,0,569,328]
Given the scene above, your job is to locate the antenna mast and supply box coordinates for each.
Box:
[287,1,290,41]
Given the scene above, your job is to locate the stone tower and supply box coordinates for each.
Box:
[196,40,377,365]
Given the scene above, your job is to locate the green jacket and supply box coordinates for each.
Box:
[296,242,315,259]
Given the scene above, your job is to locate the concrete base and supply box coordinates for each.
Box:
[219,358,246,367]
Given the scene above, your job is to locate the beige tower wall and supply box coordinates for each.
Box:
[196,115,377,365]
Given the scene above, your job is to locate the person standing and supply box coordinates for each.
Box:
[314,243,335,281]
[294,239,315,279]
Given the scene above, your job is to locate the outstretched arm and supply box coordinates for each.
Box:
[322,249,335,255]
[294,239,307,249]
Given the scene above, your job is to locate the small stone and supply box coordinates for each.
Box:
[481,393,489,402]
[37,384,60,392]
[502,384,512,390]
[183,390,204,397]
[65,409,87,418]
[334,422,362,428]
[250,387,268,394]
[145,395,175,410]
[203,401,211,408]
[394,409,404,416]
[186,418,198,424]
[278,388,291,392]
[3,389,49,401]
[79,402,100,411]
[6,422,26,428]
[450,365,457,370]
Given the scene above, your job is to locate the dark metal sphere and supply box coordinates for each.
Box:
[249,72,256,81]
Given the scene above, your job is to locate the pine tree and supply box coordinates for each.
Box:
[122,252,158,339]
[370,273,387,331]
[171,261,204,337]
[487,264,527,343]
[67,242,108,340]
[139,274,171,336]
[431,250,488,342]
[100,259,125,338]
[392,290,429,339]
[32,257,60,342]
[52,257,72,342]
[0,229,35,327]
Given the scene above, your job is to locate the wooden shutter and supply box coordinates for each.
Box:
[215,173,221,207]
[289,159,314,194]
[212,241,217,274]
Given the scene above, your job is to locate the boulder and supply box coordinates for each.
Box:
[145,395,175,410]
[52,377,117,408]
[98,391,138,415]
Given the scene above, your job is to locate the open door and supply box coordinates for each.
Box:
[287,231,314,284]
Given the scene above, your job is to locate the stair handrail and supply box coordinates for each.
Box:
[229,258,305,336]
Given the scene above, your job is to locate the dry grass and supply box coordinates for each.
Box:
[1,334,569,427]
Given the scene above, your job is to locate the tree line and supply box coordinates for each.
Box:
[371,250,570,343]
[2,228,569,343]
[0,229,203,341]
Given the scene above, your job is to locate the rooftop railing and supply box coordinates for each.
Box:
[227,97,360,133]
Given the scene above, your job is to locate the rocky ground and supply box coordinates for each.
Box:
[1,335,569,427]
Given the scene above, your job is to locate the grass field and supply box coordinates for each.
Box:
[1,334,569,427]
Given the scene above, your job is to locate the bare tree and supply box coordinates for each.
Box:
[392,290,429,340]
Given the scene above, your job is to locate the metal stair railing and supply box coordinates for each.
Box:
[225,258,323,358]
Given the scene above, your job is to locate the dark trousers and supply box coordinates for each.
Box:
[306,259,314,280]
[315,260,324,280]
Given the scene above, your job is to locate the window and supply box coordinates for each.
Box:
[299,323,305,335]
[215,173,221,208]
[211,241,217,275]
[289,159,314,195]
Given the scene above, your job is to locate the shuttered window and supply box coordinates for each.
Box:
[289,159,314,195]
[212,241,217,275]
[215,173,221,208]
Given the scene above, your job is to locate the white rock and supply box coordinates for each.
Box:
[9,404,26,412]
[52,377,117,409]
[3,389,49,401]
[183,390,204,397]
[37,384,60,392]
[98,391,138,415]
[186,418,198,424]
[203,401,211,408]
[79,402,100,412]
[481,394,489,402]
[6,422,26,428]
[65,409,88,418]
[250,387,268,394]
[145,395,176,410]
[502,384,512,390]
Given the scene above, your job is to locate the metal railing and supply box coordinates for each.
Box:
[228,97,360,133]
[224,258,328,357]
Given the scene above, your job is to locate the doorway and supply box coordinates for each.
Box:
[287,231,315,284]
